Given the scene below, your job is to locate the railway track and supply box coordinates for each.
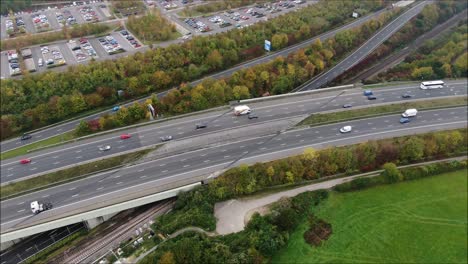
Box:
[52,200,173,264]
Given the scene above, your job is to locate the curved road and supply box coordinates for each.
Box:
[297,0,429,91]
[1,106,466,231]
[0,7,391,153]
[1,80,466,182]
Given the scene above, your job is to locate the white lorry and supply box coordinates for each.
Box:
[31,201,53,214]
[401,109,418,118]
[233,105,251,116]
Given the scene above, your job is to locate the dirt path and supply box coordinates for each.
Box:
[214,157,466,235]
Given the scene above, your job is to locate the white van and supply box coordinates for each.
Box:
[402,109,418,118]
[234,105,251,116]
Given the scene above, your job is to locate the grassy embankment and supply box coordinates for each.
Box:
[272,170,468,263]
[298,97,467,127]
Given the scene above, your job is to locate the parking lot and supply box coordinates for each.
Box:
[1,1,110,39]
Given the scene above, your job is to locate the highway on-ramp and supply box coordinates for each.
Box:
[298,0,429,91]
[1,106,466,232]
[1,80,466,182]
[0,7,391,153]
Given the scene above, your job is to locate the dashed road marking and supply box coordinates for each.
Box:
[116,182,123,185]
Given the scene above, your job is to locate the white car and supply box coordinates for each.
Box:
[99,145,111,151]
[339,126,352,133]
[38,58,43,67]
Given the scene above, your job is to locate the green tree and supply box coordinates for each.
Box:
[232,85,251,100]
[400,137,425,162]
[159,251,176,264]
[411,66,434,80]
[75,120,91,136]
[381,162,403,183]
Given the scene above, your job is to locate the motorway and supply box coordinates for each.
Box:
[298,0,429,91]
[1,106,466,230]
[1,80,466,182]
[0,81,467,185]
[0,7,390,152]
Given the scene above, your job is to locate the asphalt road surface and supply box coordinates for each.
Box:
[0,7,389,153]
[1,106,466,230]
[297,0,429,91]
[1,81,466,182]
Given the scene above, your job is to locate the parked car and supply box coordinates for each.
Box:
[342,104,353,108]
[339,126,352,133]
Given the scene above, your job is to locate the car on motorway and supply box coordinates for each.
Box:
[20,158,31,164]
[99,145,111,151]
[21,134,32,140]
[160,135,173,142]
[112,106,120,112]
[196,123,207,129]
[402,93,413,98]
[399,117,410,124]
[342,104,353,108]
[367,95,377,100]
[248,113,258,119]
[120,134,131,139]
[339,126,352,133]
[363,90,373,96]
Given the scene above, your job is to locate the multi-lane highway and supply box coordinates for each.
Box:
[0,7,391,152]
[298,0,429,91]
[1,81,466,182]
[1,106,466,230]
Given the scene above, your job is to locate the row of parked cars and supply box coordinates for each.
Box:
[56,10,77,26]
[208,16,232,28]
[184,18,211,32]
[32,13,51,31]
[7,50,21,75]
[120,30,141,48]
[98,35,124,54]
[79,6,99,22]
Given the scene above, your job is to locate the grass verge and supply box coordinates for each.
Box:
[1,132,76,160]
[1,148,153,199]
[297,97,467,127]
[272,169,468,263]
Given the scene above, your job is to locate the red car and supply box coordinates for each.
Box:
[120,134,131,140]
[20,159,31,164]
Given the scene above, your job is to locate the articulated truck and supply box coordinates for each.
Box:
[31,201,53,214]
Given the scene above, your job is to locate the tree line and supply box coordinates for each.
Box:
[0,0,385,139]
[332,1,466,85]
[74,10,395,136]
[144,128,466,263]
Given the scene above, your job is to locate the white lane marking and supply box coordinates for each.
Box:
[42,195,49,198]
[233,121,239,124]
[162,170,168,173]
[140,135,145,138]
[17,202,24,205]
[159,164,166,167]
[180,159,187,162]
[36,135,42,138]
[76,156,82,159]
[17,209,25,213]
[200,154,206,157]
[204,160,210,163]
[116,182,123,185]
[6,174,13,177]
[214,124,221,127]
[16,142,21,145]
[299,139,305,143]
[315,131,319,133]
[183,165,190,168]
[69,187,76,191]
[118,145,125,149]
[75,150,82,153]
[140,175,147,178]
[221,149,227,152]
[275,138,282,141]
[178,132,184,135]
[367,123,373,125]
[53,161,60,165]
[295,134,301,137]
[7,168,13,171]
[57,129,62,132]
[257,141,264,144]
[53,156,59,159]
[384,120,389,123]
[138,169,144,172]
[318,136,323,139]
[114,175,121,178]
[224,155,230,158]
[281,143,286,146]
[72,194,79,197]
[31,162,36,165]
[97,187,104,191]
[239,146,245,148]
[98,180,104,183]
[30,168,37,171]
[243,151,249,154]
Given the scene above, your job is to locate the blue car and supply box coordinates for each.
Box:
[400,117,410,124]
[112,106,120,112]
[363,90,373,96]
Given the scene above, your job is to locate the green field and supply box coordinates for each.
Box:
[272,170,468,263]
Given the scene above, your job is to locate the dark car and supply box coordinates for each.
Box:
[126,36,134,40]
[342,104,353,108]
[367,95,377,100]
[402,93,413,98]
[121,30,129,35]
[196,123,207,129]
[248,113,258,119]
[21,134,32,140]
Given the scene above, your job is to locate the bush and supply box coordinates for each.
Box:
[381,162,403,183]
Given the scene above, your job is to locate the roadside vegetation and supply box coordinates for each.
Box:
[374,22,468,82]
[126,9,179,43]
[273,168,467,263]
[297,97,467,127]
[0,23,114,51]
[0,0,387,139]
[332,3,466,85]
[111,0,146,18]
[1,148,152,199]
